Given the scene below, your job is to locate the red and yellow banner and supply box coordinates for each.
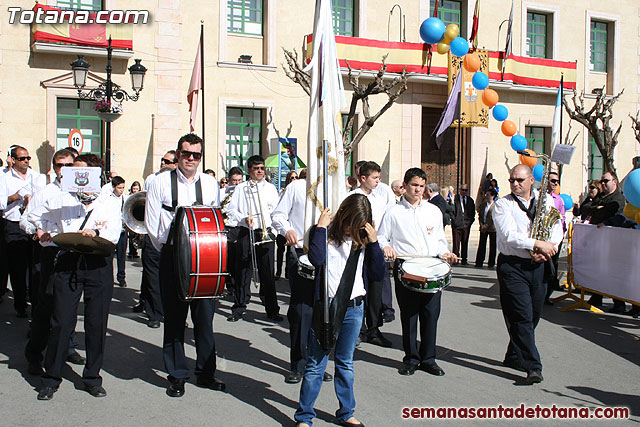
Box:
[31,4,133,50]
[450,50,490,127]
[304,35,576,90]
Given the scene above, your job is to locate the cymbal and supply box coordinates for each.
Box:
[52,232,115,256]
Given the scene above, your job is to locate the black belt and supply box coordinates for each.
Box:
[351,295,364,306]
[498,253,537,265]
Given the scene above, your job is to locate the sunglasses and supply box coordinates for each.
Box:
[588,186,597,190]
[179,150,202,160]
[508,177,526,184]
[251,166,265,171]
[549,179,559,184]
[54,162,74,168]
[220,180,228,184]
[460,188,468,192]
[600,178,611,184]
[15,156,31,161]
[161,158,177,164]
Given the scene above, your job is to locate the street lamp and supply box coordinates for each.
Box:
[70,37,146,176]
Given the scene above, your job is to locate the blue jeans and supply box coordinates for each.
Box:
[294,300,364,426]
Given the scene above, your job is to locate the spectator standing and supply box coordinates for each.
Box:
[451,184,475,265]
[475,188,497,268]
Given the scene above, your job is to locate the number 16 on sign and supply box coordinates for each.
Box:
[68,129,84,153]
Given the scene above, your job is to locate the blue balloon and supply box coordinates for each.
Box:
[532,164,544,182]
[492,105,509,121]
[510,135,527,152]
[450,37,470,57]
[472,72,489,90]
[419,18,446,45]
[560,194,573,211]
[622,168,640,207]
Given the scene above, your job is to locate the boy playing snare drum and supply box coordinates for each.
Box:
[377,168,457,376]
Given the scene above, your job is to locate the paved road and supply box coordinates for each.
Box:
[0,237,638,426]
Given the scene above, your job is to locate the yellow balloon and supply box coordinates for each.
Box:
[623,203,640,220]
[436,42,450,54]
[443,24,460,43]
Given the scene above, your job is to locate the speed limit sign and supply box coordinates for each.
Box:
[68,129,84,153]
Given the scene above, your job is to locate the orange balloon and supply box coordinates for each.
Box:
[482,88,499,108]
[463,53,481,73]
[554,184,561,195]
[519,149,537,168]
[501,120,517,137]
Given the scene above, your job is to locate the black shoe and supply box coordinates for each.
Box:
[502,359,526,372]
[606,305,626,314]
[266,313,283,322]
[167,379,185,397]
[28,361,44,376]
[367,333,392,348]
[474,264,483,268]
[461,260,468,266]
[66,351,85,365]
[526,370,543,385]
[85,384,107,397]
[16,309,28,318]
[382,313,395,323]
[37,386,58,400]
[132,302,145,313]
[196,377,226,392]
[285,371,302,384]
[323,372,333,382]
[148,320,161,328]
[544,298,554,306]
[117,280,127,288]
[398,363,418,376]
[227,312,243,322]
[336,419,365,427]
[626,306,640,318]
[419,361,445,376]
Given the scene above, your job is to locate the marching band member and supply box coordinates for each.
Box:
[145,133,224,397]
[294,194,385,427]
[225,155,281,322]
[377,167,457,376]
[221,166,244,295]
[34,154,122,400]
[105,176,127,288]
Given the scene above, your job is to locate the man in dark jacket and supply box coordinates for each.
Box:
[426,183,448,226]
[452,184,475,265]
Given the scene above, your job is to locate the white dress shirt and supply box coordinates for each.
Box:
[3,168,46,221]
[102,185,125,232]
[493,191,563,259]
[31,192,123,245]
[220,185,239,227]
[271,178,308,249]
[327,237,366,300]
[226,179,279,231]
[0,172,7,211]
[145,168,219,251]
[353,183,396,230]
[378,197,449,258]
[20,180,63,240]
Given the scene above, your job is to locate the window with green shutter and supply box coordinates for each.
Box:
[525,126,546,166]
[590,20,608,72]
[526,12,547,58]
[227,0,263,36]
[588,136,604,181]
[430,1,462,32]
[226,107,262,173]
[55,0,102,11]
[56,98,102,156]
[332,0,355,37]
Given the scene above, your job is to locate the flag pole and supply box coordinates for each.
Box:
[322,139,332,350]
[199,22,206,171]
[456,79,462,193]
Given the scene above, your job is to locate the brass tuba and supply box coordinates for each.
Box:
[123,191,147,249]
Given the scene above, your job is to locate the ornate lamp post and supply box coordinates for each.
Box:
[70,37,146,176]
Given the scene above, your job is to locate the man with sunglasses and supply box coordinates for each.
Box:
[543,172,566,305]
[146,133,224,397]
[452,184,476,265]
[226,155,281,322]
[493,164,562,385]
[3,146,46,317]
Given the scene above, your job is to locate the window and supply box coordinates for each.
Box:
[525,126,545,165]
[588,136,604,181]
[55,0,102,11]
[430,1,462,33]
[227,0,263,36]
[590,20,607,72]
[526,12,548,58]
[226,107,262,172]
[56,98,102,156]
[332,0,355,37]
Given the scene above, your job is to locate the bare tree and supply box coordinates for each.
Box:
[563,87,624,176]
[630,111,640,145]
[282,48,408,158]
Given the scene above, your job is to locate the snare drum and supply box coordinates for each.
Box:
[297,254,316,280]
[399,257,452,293]
[173,206,228,301]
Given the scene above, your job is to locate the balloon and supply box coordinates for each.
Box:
[492,105,508,121]
[622,168,640,207]
[532,164,544,182]
[482,88,499,108]
[519,149,537,168]
[560,194,573,210]
[443,23,459,43]
[420,18,446,45]
[450,37,470,57]
[510,135,527,152]
[623,203,640,220]
[471,72,489,90]
[554,184,561,195]
[501,120,517,137]
[463,52,480,72]
[436,42,450,54]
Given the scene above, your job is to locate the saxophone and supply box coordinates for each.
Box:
[526,152,562,255]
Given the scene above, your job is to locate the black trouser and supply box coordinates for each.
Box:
[4,220,30,312]
[544,242,562,300]
[140,235,163,321]
[115,230,127,283]
[41,252,113,389]
[225,226,240,291]
[0,217,8,296]
[29,239,42,309]
[497,254,545,373]
[287,248,315,373]
[452,226,471,262]
[26,247,79,364]
[275,234,287,277]
[127,230,138,257]
[159,244,217,381]
[394,262,441,366]
[475,231,497,267]
[381,273,394,316]
[361,258,388,338]
[231,228,279,316]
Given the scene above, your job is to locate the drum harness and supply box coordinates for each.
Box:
[162,169,203,246]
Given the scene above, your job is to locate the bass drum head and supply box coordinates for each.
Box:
[173,207,192,300]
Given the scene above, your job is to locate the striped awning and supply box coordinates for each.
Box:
[304,35,576,90]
